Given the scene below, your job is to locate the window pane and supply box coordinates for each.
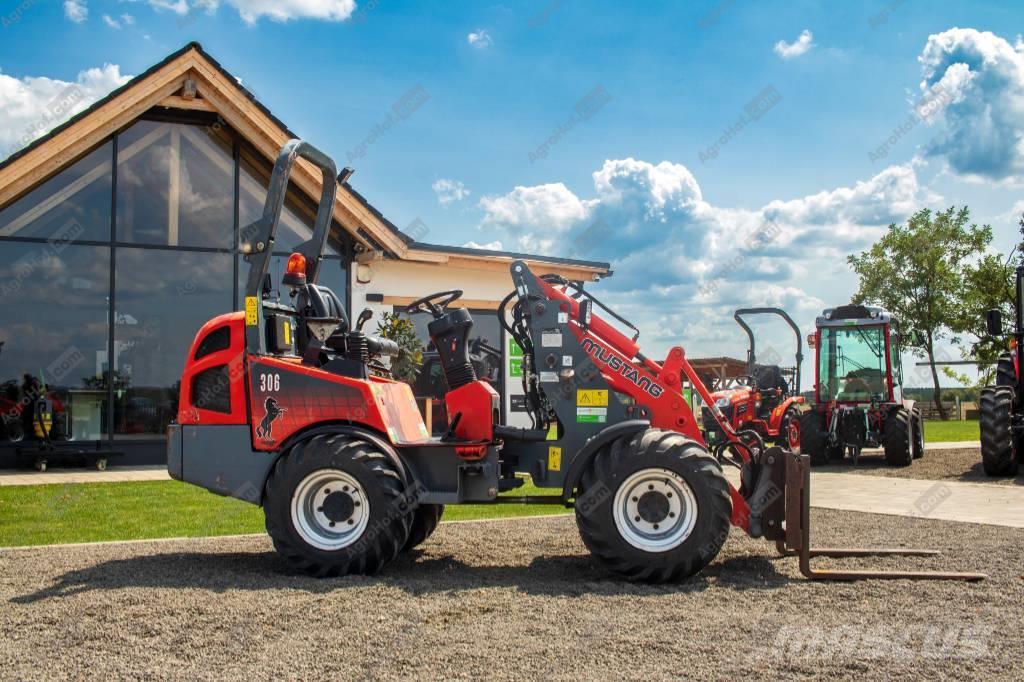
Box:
[238,151,342,256]
[116,120,235,248]
[114,247,233,437]
[239,255,348,310]
[0,142,112,242]
[0,243,110,442]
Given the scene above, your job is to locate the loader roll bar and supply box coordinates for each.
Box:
[242,139,339,299]
[733,307,804,394]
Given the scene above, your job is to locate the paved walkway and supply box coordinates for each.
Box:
[0,465,169,487]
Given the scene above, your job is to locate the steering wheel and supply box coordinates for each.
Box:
[842,377,872,396]
[733,375,757,388]
[405,290,463,318]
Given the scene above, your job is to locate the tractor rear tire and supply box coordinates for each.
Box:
[264,434,414,577]
[996,352,1016,387]
[574,429,732,583]
[883,407,913,467]
[911,406,925,460]
[980,386,1019,477]
[403,504,444,551]
[799,411,831,465]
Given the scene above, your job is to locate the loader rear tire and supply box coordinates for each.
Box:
[402,504,444,551]
[574,429,731,583]
[264,434,414,577]
[980,386,1019,477]
[883,407,913,467]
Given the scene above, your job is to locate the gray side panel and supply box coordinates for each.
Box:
[180,425,274,505]
[167,424,183,481]
[399,446,499,505]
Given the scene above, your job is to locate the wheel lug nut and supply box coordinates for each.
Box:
[634,516,641,522]
[354,501,360,507]
[348,519,354,525]
[632,496,638,502]
[667,492,673,498]
[343,486,349,492]
[329,522,336,528]
[648,484,654,490]
[669,512,676,518]
[317,506,324,512]
[324,489,331,495]
[653,524,659,530]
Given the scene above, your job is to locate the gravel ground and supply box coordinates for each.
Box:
[1,511,1020,681]
[816,447,1024,486]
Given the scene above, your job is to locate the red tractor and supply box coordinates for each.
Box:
[703,308,805,451]
[799,305,924,466]
[168,140,981,582]
[979,264,1023,476]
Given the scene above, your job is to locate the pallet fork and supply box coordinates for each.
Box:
[758,449,986,581]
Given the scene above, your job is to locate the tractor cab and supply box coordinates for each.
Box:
[811,305,902,405]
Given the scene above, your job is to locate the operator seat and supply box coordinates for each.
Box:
[427,307,478,390]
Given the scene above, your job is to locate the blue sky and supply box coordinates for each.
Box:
[2,0,1022,378]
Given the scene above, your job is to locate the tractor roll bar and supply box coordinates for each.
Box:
[243,139,338,299]
[734,307,804,395]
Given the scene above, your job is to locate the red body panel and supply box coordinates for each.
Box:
[445,380,500,459]
[177,312,248,426]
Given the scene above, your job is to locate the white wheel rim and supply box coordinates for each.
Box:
[290,470,370,551]
[612,468,698,553]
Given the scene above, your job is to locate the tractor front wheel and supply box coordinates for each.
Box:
[980,386,1019,477]
[776,406,802,450]
[996,352,1016,388]
[882,407,913,467]
[264,434,414,577]
[798,411,835,465]
[574,429,731,583]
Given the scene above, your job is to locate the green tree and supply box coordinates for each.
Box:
[954,249,1016,385]
[847,206,992,419]
[375,312,424,383]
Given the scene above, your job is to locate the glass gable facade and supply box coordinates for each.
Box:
[0,114,351,459]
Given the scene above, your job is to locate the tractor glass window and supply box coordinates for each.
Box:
[115,120,235,248]
[0,141,113,242]
[818,325,888,403]
[0,244,110,442]
[113,248,233,437]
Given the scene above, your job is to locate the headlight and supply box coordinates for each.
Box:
[715,397,730,408]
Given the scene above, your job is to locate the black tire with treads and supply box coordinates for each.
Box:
[264,434,413,577]
[883,407,912,467]
[911,405,925,460]
[996,352,1016,388]
[403,504,444,551]
[799,410,836,464]
[980,386,1018,477]
[574,429,732,583]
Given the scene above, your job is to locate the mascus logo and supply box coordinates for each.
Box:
[580,338,665,398]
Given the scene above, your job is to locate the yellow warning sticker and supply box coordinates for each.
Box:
[244,296,259,326]
[548,446,562,472]
[577,389,609,407]
[282,320,291,345]
[546,424,559,441]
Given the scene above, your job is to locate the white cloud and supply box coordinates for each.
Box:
[0,64,132,160]
[918,27,1024,180]
[476,157,934,358]
[432,178,470,206]
[467,29,493,49]
[774,29,814,59]
[223,0,355,23]
[462,240,503,251]
[146,0,189,15]
[102,14,121,28]
[64,0,88,23]
[121,13,136,24]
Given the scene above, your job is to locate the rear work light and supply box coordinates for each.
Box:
[283,252,307,287]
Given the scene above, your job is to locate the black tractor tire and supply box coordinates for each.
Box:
[264,433,414,577]
[799,411,833,464]
[883,407,913,467]
[775,406,802,450]
[403,504,444,551]
[574,429,732,583]
[911,405,925,460]
[996,352,1016,387]
[980,386,1019,477]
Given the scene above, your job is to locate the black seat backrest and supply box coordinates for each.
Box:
[752,364,788,394]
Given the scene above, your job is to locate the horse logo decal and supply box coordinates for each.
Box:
[256,397,287,442]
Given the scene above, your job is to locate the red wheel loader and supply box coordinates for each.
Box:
[703,308,805,451]
[167,139,983,582]
[980,264,1024,476]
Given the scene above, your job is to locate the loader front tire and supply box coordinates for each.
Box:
[883,407,913,467]
[980,386,1018,477]
[264,434,414,577]
[574,429,732,583]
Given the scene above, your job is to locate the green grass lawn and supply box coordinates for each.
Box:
[923,419,979,443]
[0,478,569,548]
